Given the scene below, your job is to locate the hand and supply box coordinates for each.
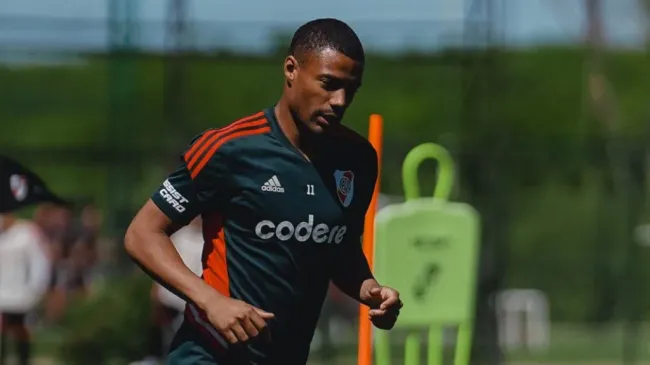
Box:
[204,295,275,344]
[362,284,402,330]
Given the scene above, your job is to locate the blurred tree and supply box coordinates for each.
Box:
[3,47,650,325]
[164,0,190,157]
[642,0,650,47]
[458,1,511,364]
[107,0,141,244]
[585,0,647,363]
[270,31,293,56]
[56,273,152,365]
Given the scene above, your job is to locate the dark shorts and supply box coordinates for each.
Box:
[167,318,297,365]
[154,303,182,327]
[0,313,27,329]
[167,320,244,365]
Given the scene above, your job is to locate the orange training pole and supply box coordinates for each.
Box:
[358,114,383,365]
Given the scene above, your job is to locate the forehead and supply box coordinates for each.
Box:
[302,47,363,79]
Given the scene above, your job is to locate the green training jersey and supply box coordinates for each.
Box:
[151,107,378,364]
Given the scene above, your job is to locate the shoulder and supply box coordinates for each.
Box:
[327,127,378,212]
[330,125,378,173]
[186,110,272,156]
[182,110,272,178]
[333,126,376,158]
[9,220,48,246]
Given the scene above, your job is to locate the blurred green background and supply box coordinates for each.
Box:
[3,1,650,364]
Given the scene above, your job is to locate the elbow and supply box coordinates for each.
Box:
[124,201,173,264]
[124,217,166,264]
[124,222,141,261]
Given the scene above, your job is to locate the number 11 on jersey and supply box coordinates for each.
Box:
[306,184,315,195]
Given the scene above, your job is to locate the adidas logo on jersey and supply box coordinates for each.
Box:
[261,175,285,193]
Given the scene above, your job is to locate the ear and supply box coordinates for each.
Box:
[284,55,298,84]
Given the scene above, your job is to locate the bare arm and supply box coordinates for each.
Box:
[124,199,222,310]
[330,234,402,330]
[330,236,378,306]
[129,132,274,345]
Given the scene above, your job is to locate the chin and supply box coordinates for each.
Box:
[312,125,328,134]
[306,122,328,134]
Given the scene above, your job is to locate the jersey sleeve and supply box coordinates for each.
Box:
[330,146,379,288]
[347,146,379,236]
[151,131,233,225]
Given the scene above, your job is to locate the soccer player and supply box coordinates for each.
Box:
[125,18,402,365]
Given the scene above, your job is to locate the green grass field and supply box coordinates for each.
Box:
[504,323,650,365]
[5,322,646,365]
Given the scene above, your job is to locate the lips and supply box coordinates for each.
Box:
[319,114,339,124]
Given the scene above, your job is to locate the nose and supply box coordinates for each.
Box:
[330,89,347,108]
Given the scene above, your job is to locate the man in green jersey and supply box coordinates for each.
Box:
[125,18,402,365]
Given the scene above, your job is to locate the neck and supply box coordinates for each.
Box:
[274,98,303,150]
[274,97,322,159]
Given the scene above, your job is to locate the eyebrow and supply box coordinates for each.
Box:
[318,73,340,80]
[317,73,362,89]
[318,73,359,83]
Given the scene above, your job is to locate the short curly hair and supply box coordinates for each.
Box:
[288,18,365,64]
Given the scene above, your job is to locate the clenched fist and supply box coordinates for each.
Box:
[361,285,402,330]
[205,295,274,344]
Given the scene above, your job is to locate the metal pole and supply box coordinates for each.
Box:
[164,0,189,159]
[107,0,139,240]
[460,0,507,364]
[584,0,642,363]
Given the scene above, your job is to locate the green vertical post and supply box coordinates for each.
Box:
[107,0,139,240]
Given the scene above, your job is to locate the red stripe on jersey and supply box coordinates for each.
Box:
[190,123,270,179]
[183,110,265,164]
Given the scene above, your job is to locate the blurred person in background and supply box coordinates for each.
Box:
[0,156,69,365]
[0,212,51,365]
[60,202,102,298]
[32,203,73,323]
[36,201,103,321]
[135,217,203,365]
